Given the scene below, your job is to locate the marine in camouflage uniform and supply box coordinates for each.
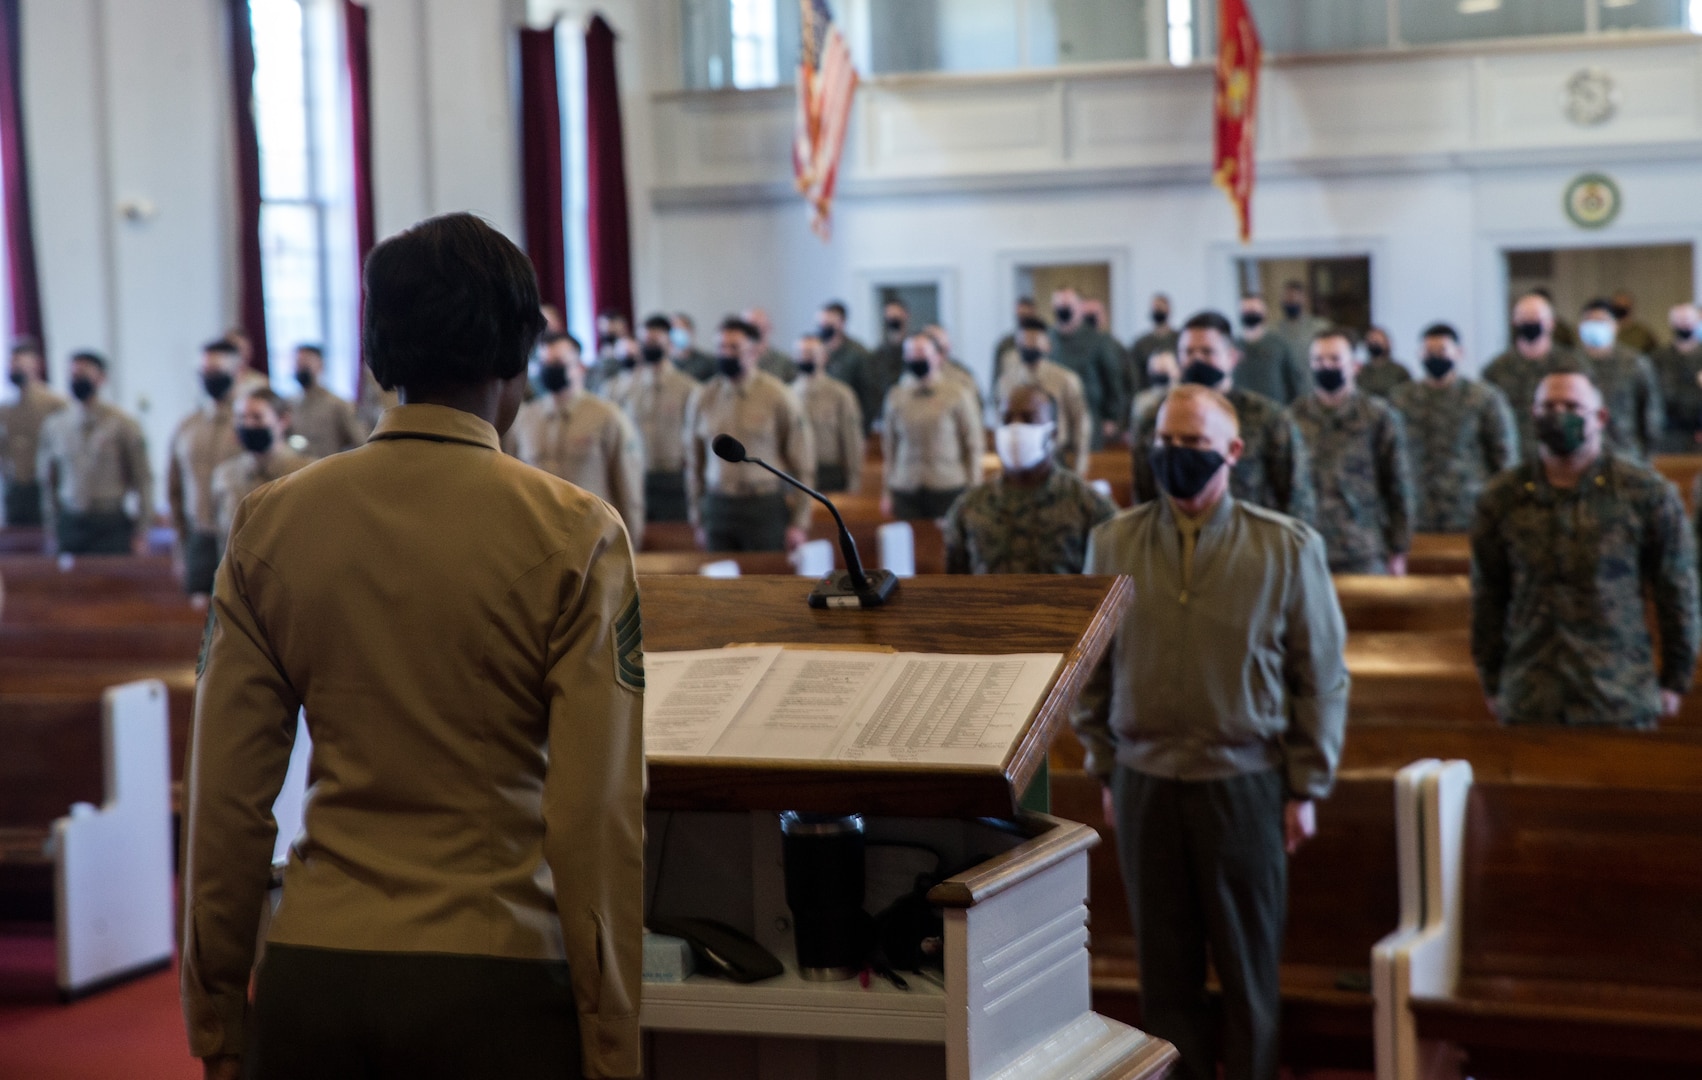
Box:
[942,467,1117,575]
[1356,355,1412,399]
[1483,345,1662,462]
[1131,385,1316,524]
[1388,376,1519,532]
[1287,392,1414,573]
[1471,452,1700,728]
[1650,335,1702,451]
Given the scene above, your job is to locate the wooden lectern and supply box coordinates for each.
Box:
[638,575,1177,1080]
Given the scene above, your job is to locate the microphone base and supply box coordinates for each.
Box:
[807,570,900,610]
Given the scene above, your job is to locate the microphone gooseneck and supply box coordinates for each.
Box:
[712,433,872,595]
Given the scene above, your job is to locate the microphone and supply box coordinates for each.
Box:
[711,434,898,609]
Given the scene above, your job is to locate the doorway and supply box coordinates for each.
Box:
[1504,243,1694,335]
[873,282,940,336]
[1236,255,1373,332]
[1017,262,1114,324]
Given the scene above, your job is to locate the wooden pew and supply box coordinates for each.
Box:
[0,526,44,555]
[1406,534,1469,576]
[1333,575,1470,632]
[0,554,181,595]
[1654,452,1702,512]
[634,551,795,575]
[1055,768,1402,1072]
[1407,779,1702,1079]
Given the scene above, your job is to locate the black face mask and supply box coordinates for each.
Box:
[598,333,617,349]
[1313,368,1346,394]
[70,377,97,402]
[1054,305,1074,325]
[797,360,818,376]
[1282,302,1303,320]
[1082,313,1100,331]
[238,426,274,454]
[1422,356,1454,381]
[1513,321,1545,343]
[1674,326,1695,342]
[1536,412,1587,456]
[1367,343,1389,359]
[1150,445,1227,501]
[7,371,26,389]
[539,365,570,393]
[1609,304,1630,321]
[818,324,837,342]
[295,370,316,391]
[1151,309,1169,326]
[640,344,666,365]
[202,371,234,400]
[1018,346,1044,366]
[904,360,930,380]
[1240,312,1264,330]
[884,317,905,334]
[618,355,637,372]
[1148,374,1171,390]
[717,354,742,379]
[1182,360,1226,388]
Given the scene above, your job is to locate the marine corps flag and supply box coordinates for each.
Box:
[1213,0,1262,242]
[794,0,858,240]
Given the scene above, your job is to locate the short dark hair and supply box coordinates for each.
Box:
[1016,296,1036,308]
[673,312,695,330]
[363,213,545,392]
[1017,316,1049,334]
[1422,322,1460,343]
[70,350,107,371]
[295,343,324,359]
[242,387,288,415]
[719,316,760,342]
[883,298,908,313]
[823,301,847,319]
[1311,327,1357,349]
[642,313,673,333]
[540,330,581,353]
[10,335,41,357]
[1283,279,1306,292]
[204,338,240,357]
[1182,310,1235,338]
[1582,297,1616,316]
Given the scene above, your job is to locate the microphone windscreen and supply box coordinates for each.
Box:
[712,434,747,463]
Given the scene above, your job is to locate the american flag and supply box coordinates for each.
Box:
[794,0,858,240]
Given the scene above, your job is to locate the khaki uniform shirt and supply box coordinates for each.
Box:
[796,373,864,487]
[508,392,646,547]
[169,402,243,537]
[1072,494,1349,799]
[997,359,1092,474]
[289,384,367,459]
[210,448,312,540]
[181,405,644,1075]
[0,381,68,485]
[683,371,815,529]
[35,399,154,537]
[882,377,984,494]
[603,363,699,474]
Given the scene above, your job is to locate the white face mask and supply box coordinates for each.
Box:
[995,421,1054,472]
[1579,319,1617,351]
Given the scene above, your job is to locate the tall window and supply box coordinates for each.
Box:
[247,0,358,395]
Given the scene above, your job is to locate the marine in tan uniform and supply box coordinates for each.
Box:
[508,330,646,546]
[220,327,273,399]
[0,337,67,526]
[793,334,864,493]
[996,317,1092,474]
[288,344,367,458]
[168,340,245,597]
[684,316,815,551]
[35,351,153,555]
[881,332,984,521]
[744,306,798,384]
[181,213,644,1080]
[923,324,986,419]
[210,389,311,552]
[605,319,700,522]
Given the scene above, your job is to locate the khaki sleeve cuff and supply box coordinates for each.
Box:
[579,1011,642,1079]
[185,992,249,1059]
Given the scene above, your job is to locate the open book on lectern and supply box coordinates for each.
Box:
[642,646,1064,767]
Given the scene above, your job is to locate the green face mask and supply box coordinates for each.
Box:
[1536,412,1587,456]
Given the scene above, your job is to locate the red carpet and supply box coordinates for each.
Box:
[0,925,197,1080]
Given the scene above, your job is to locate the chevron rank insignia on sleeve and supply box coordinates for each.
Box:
[613,593,645,693]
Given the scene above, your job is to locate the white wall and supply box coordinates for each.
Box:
[637,27,1702,381]
[22,0,529,511]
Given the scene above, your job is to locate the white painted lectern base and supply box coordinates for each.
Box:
[640,810,1175,1080]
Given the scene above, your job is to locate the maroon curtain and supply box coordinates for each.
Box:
[584,15,631,327]
[519,27,567,320]
[0,0,43,354]
[227,0,269,374]
[344,0,375,395]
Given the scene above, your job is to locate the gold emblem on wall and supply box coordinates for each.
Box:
[1564,173,1621,230]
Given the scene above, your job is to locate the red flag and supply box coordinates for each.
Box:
[794,0,858,240]
[1213,0,1262,243]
